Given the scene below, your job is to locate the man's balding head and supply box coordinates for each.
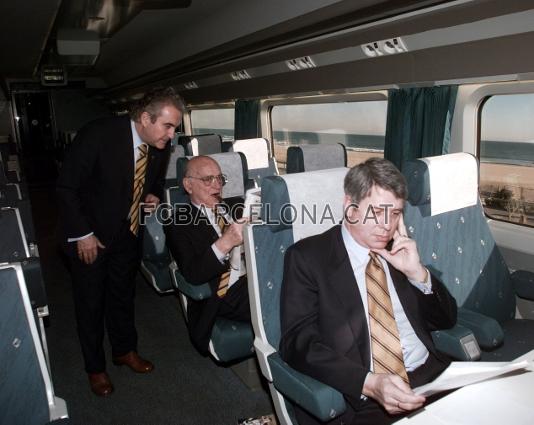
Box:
[183,156,224,208]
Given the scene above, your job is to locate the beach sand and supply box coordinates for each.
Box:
[273,144,534,225]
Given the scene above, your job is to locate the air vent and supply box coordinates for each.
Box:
[231,70,252,81]
[286,56,316,71]
[362,37,408,58]
[184,81,198,90]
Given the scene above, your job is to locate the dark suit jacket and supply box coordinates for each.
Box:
[56,116,170,255]
[279,225,457,424]
[165,201,243,353]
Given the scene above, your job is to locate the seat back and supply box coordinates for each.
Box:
[0,207,47,309]
[0,207,30,262]
[402,153,515,323]
[0,264,68,424]
[141,206,174,294]
[232,138,278,186]
[286,144,347,174]
[244,168,348,424]
[178,134,222,156]
[164,144,185,189]
[141,143,184,293]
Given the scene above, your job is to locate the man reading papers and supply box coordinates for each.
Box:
[280,158,457,425]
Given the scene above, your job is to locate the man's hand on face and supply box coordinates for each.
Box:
[372,214,428,282]
[77,235,106,264]
[363,372,426,414]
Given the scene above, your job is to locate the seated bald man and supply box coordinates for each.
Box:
[165,155,250,354]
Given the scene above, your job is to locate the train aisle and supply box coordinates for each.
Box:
[29,184,272,425]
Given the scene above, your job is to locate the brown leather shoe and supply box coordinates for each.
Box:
[112,351,154,373]
[88,372,114,396]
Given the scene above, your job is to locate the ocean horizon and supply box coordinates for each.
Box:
[194,128,534,166]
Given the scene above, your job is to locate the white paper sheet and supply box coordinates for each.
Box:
[413,359,530,396]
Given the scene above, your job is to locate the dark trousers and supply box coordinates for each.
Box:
[217,276,250,322]
[70,225,140,373]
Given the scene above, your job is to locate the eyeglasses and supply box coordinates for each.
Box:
[186,174,227,186]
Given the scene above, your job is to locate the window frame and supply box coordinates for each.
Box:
[187,102,235,137]
[260,91,388,162]
[476,92,534,228]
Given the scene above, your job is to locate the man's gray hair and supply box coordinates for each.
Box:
[130,87,185,123]
[344,157,407,203]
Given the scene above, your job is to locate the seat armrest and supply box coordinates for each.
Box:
[457,307,504,350]
[171,267,212,300]
[431,324,481,360]
[511,270,534,301]
[268,352,346,422]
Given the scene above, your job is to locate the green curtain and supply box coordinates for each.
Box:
[384,86,458,171]
[234,99,260,140]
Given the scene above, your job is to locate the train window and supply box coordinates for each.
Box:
[270,101,387,173]
[190,108,235,142]
[479,94,534,227]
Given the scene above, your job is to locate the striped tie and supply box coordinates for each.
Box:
[129,144,148,236]
[366,252,409,383]
[216,213,231,298]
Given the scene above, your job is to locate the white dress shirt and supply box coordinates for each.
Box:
[341,222,431,372]
[193,203,246,289]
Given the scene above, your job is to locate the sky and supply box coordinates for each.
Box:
[480,94,534,143]
[191,95,534,143]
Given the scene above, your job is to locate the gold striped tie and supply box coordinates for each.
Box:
[366,252,409,383]
[216,213,231,298]
[129,144,148,236]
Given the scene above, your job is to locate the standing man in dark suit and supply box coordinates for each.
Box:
[57,87,184,396]
[280,158,457,425]
[165,156,250,354]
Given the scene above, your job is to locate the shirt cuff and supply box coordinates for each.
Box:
[67,232,94,242]
[409,267,433,294]
[211,243,230,264]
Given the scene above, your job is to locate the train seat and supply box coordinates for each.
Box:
[0,263,68,424]
[178,134,222,156]
[244,168,349,425]
[286,143,347,174]
[167,151,255,362]
[403,152,534,361]
[140,145,185,294]
[232,138,278,186]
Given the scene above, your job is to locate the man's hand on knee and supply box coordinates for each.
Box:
[362,372,426,414]
[77,235,106,264]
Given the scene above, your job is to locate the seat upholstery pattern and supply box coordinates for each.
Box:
[246,169,349,424]
[0,267,50,425]
[0,264,68,424]
[403,154,534,360]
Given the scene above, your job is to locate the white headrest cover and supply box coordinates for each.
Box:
[282,167,348,242]
[232,138,270,169]
[209,152,244,199]
[422,152,478,216]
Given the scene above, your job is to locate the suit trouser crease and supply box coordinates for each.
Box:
[70,226,140,373]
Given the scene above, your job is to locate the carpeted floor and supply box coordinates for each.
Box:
[31,184,273,425]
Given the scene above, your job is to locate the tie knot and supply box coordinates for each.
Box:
[368,252,382,268]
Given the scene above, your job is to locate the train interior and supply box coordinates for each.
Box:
[1,0,534,424]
